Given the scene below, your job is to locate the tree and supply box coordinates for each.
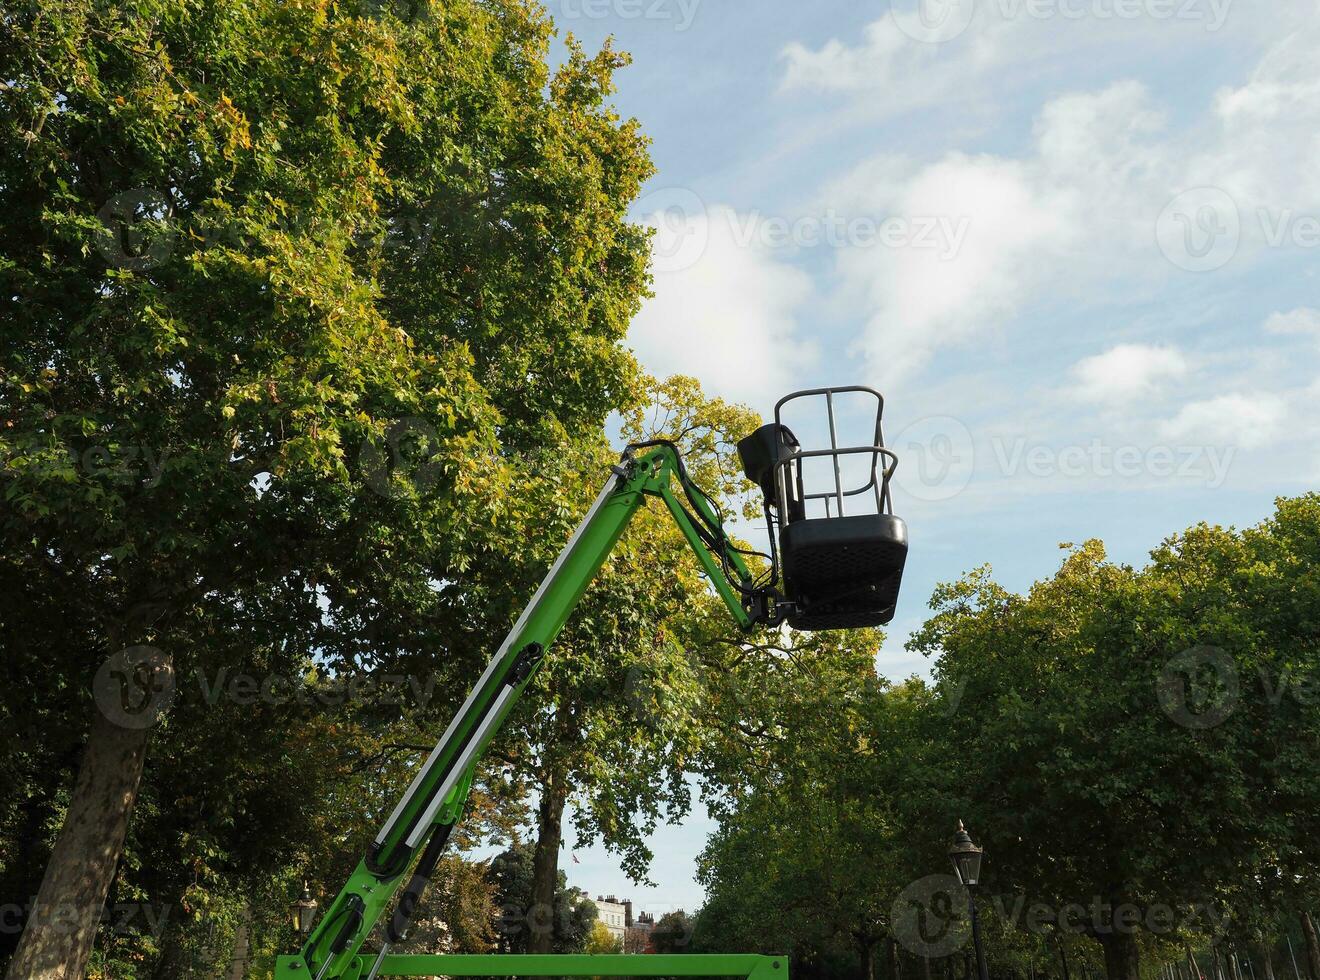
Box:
[585,920,623,955]
[491,376,764,952]
[908,497,1320,980]
[624,926,652,955]
[486,842,596,954]
[695,496,1320,980]
[693,623,908,979]
[651,910,696,954]
[0,0,653,973]
[695,686,927,979]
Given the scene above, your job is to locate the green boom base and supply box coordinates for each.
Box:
[275,953,788,979]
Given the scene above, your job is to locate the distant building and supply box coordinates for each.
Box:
[624,911,656,954]
[593,895,632,942]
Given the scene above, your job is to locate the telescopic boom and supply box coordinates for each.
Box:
[293,444,762,980]
[290,384,908,980]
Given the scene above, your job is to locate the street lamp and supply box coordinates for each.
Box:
[949,821,989,980]
[291,882,319,936]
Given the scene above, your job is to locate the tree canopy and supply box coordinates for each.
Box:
[0,0,653,974]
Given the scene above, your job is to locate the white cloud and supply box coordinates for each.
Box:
[839,152,1070,383]
[1070,344,1189,401]
[778,0,1260,109]
[1263,307,1320,339]
[807,7,1320,384]
[628,204,817,410]
[824,80,1167,385]
[767,0,1320,391]
[1158,392,1288,449]
[780,11,1018,105]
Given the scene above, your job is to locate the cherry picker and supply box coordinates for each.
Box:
[279,387,909,980]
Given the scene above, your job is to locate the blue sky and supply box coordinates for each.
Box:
[531,0,1320,916]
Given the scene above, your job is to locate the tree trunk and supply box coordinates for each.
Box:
[0,766,61,964]
[1260,945,1278,980]
[1301,914,1320,980]
[1098,930,1141,980]
[5,703,158,980]
[886,937,900,980]
[858,940,876,980]
[227,906,252,980]
[528,774,569,955]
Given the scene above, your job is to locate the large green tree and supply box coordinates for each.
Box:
[909,497,1320,980]
[693,623,905,979]
[696,496,1320,980]
[486,842,595,954]
[486,376,764,952]
[0,0,652,974]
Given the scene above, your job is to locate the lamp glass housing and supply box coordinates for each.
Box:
[950,847,983,886]
[292,888,318,935]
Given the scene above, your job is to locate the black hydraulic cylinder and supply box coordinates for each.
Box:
[384,823,453,946]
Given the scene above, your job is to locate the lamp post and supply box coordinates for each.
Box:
[949,821,988,980]
[291,882,319,937]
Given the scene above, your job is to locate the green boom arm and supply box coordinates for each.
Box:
[292,445,762,980]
